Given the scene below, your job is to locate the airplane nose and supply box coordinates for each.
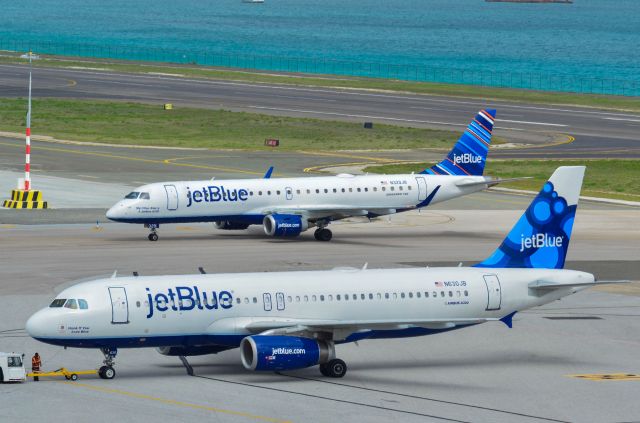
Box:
[106,202,124,220]
[25,310,47,338]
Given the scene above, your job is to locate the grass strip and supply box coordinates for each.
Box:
[363,159,640,202]
[1,53,639,113]
[0,98,462,150]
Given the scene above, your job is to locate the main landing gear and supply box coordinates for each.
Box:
[313,221,332,242]
[98,347,117,380]
[145,223,159,241]
[319,359,347,378]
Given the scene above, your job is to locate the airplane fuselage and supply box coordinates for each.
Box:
[26,267,593,350]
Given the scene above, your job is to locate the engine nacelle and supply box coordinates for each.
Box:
[240,336,334,371]
[213,221,249,230]
[263,214,308,237]
[156,345,232,356]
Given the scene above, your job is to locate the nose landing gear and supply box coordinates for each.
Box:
[98,347,117,380]
[145,223,159,241]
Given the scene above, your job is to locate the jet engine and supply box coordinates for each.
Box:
[240,335,334,371]
[263,214,308,237]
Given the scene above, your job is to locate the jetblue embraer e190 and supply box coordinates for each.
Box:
[28,166,623,379]
[107,109,504,241]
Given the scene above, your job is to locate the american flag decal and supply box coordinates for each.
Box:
[435,281,443,287]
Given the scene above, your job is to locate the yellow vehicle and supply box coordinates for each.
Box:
[27,367,97,381]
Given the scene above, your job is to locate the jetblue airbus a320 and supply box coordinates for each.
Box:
[107,109,505,241]
[28,166,624,379]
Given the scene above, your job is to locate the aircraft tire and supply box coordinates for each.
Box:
[326,359,347,378]
[148,233,159,242]
[319,363,331,377]
[102,366,116,380]
[315,228,332,242]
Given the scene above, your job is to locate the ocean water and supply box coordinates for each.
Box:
[0,0,638,94]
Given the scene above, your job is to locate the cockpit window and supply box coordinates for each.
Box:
[124,192,140,199]
[139,192,150,200]
[49,299,66,308]
[78,299,89,310]
[64,299,78,309]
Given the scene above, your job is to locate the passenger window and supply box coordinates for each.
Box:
[312,295,317,302]
[258,191,262,196]
[253,297,257,303]
[341,188,345,193]
[408,292,413,298]
[236,298,241,304]
[373,187,377,192]
[417,292,421,298]
[449,291,453,297]
[441,291,445,298]
[324,189,328,194]
[424,292,429,298]
[464,290,469,297]
[357,188,361,192]
[320,295,325,301]
[360,294,365,300]
[382,187,386,191]
[385,293,389,299]
[408,186,412,190]
[433,291,437,297]
[296,190,301,195]
[79,299,89,309]
[364,188,368,192]
[49,299,66,308]
[244,298,249,304]
[124,192,139,199]
[295,296,300,302]
[328,295,333,301]
[139,192,150,200]
[399,186,403,191]
[344,294,349,301]
[349,188,353,192]
[287,296,292,303]
[353,294,357,300]
[276,190,281,195]
[267,191,271,195]
[368,293,373,300]
[400,293,405,299]
[336,294,341,300]
[304,295,309,302]
[333,188,337,193]
[316,189,320,194]
[377,293,382,300]
[390,186,395,191]
[306,189,311,194]
[393,293,398,299]
[456,291,461,297]
[64,299,78,309]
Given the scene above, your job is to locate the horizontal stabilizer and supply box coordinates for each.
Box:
[528,279,630,291]
[455,176,532,188]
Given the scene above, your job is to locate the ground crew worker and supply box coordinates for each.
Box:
[31,353,41,381]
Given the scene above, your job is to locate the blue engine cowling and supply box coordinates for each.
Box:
[263,214,308,237]
[156,345,233,356]
[240,336,333,371]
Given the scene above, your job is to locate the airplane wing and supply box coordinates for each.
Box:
[244,317,497,339]
[260,205,406,220]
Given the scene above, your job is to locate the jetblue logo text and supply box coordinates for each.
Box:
[145,286,233,318]
[186,185,248,207]
[453,154,481,164]
[519,233,563,252]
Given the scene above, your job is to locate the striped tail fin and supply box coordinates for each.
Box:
[421,109,496,176]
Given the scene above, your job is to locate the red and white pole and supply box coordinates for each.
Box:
[24,51,33,191]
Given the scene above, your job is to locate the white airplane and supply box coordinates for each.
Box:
[27,166,624,379]
[107,109,505,241]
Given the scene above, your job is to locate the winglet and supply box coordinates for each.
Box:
[264,166,274,179]
[500,311,517,328]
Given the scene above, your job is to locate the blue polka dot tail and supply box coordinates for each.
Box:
[475,166,586,270]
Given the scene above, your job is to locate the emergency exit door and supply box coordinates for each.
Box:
[483,274,502,311]
[108,287,129,324]
[164,184,178,210]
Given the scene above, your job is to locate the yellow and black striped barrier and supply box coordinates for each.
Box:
[2,189,48,209]
[569,373,640,381]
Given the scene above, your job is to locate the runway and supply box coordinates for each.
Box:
[1,63,639,158]
[1,63,639,422]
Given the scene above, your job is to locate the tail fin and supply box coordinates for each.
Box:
[475,166,585,270]
[421,109,496,176]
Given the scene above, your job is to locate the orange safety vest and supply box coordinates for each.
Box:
[32,356,41,370]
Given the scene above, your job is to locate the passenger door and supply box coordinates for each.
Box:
[108,287,129,324]
[164,184,179,210]
[263,293,272,311]
[415,177,427,202]
[483,274,502,311]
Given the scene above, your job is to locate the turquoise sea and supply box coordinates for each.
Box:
[0,0,638,94]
